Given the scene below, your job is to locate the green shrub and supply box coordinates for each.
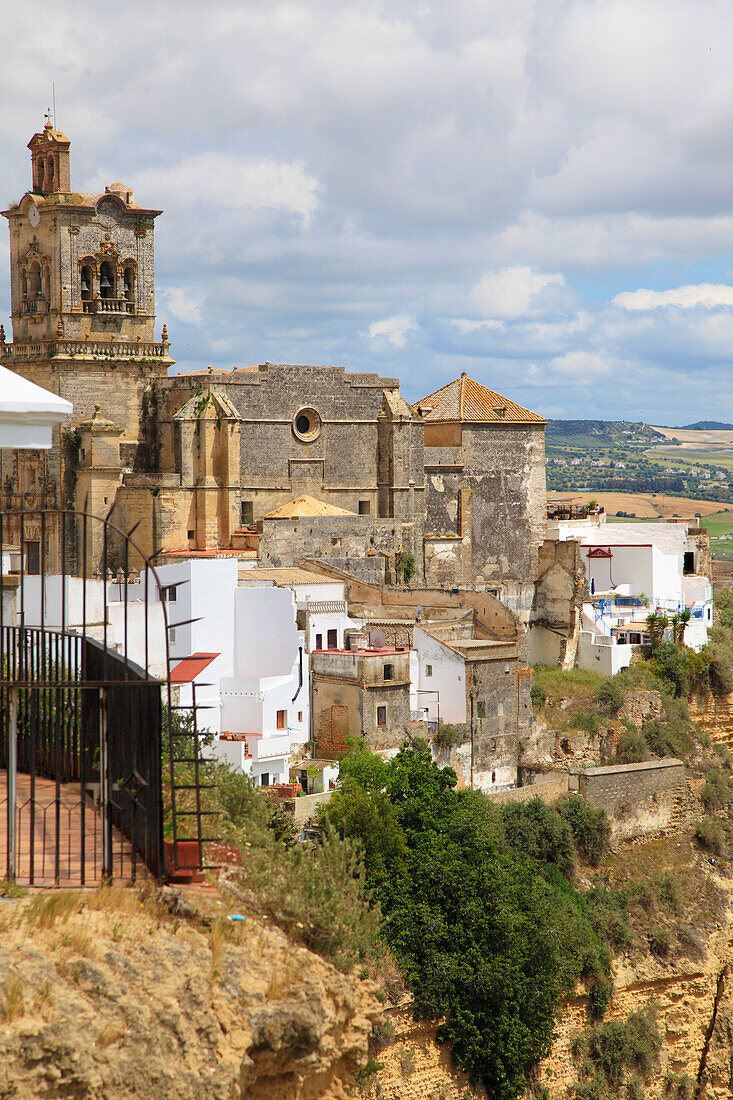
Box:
[435,722,461,748]
[530,683,547,707]
[558,798,611,867]
[655,873,682,915]
[502,798,576,878]
[701,767,732,813]
[694,818,726,854]
[642,714,693,759]
[664,1072,695,1099]
[578,1006,661,1089]
[584,886,632,952]
[615,726,647,765]
[648,928,671,957]
[571,712,601,735]
[595,680,624,716]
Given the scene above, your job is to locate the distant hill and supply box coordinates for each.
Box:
[546,420,663,450]
[679,421,733,430]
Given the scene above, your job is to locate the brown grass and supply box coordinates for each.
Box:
[0,975,25,1022]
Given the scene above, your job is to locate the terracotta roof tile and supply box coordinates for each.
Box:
[414,373,546,424]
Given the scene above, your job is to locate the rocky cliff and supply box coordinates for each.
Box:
[0,884,382,1100]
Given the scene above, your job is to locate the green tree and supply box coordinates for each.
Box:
[323,742,610,1100]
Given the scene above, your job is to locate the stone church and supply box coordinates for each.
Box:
[0,124,547,614]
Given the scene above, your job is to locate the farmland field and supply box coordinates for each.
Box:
[546,490,729,519]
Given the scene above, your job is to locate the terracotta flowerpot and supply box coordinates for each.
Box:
[163,838,204,883]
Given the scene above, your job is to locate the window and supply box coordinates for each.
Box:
[377,706,387,727]
[276,710,287,730]
[26,541,40,576]
[168,628,176,643]
[315,633,323,650]
[240,500,253,526]
[187,529,194,540]
[161,585,177,602]
[327,629,338,649]
[383,663,394,681]
[292,407,322,442]
[477,701,486,719]
[425,664,433,677]
[491,770,496,784]
[260,772,270,787]
[683,551,695,575]
[298,711,303,723]
[358,499,371,515]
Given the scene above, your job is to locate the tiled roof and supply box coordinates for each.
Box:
[414,373,546,424]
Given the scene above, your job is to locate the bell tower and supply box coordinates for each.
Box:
[29,120,71,194]
[0,122,173,571]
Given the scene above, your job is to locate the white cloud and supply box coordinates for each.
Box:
[366,314,417,348]
[162,287,204,326]
[613,283,733,311]
[469,267,566,319]
[118,154,319,226]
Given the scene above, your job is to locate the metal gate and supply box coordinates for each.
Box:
[0,504,216,886]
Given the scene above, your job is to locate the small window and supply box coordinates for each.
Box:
[315,633,323,650]
[358,499,371,515]
[240,500,253,526]
[276,710,287,730]
[425,664,433,677]
[477,701,486,719]
[298,711,303,722]
[261,772,270,787]
[377,705,387,727]
[168,628,176,643]
[187,529,195,540]
[163,585,177,602]
[26,541,40,575]
[327,629,338,650]
[491,770,496,784]
[384,663,394,681]
[497,702,504,718]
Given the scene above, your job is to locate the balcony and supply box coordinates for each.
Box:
[21,298,48,315]
[1,336,171,364]
[81,297,135,316]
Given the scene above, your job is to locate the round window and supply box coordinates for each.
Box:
[292,407,321,442]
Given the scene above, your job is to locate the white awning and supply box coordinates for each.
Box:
[0,365,73,449]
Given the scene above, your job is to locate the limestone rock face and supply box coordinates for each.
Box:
[0,887,381,1100]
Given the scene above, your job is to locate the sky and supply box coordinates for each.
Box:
[3,0,733,422]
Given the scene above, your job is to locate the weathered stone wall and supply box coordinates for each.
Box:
[432,645,532,790]
[529,537,588,667]
[570,758,686,838]
[311,649,413,756]
[260,515,424,583]
[155,365,426,526]
[423,423,546,596]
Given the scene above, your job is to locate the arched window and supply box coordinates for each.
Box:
[47,158,55,188]
[80,263,93,303]
[123,263,135,303]
[29,262,42,299]
[99,260,116,300]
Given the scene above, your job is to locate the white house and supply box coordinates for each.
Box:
[146,560,357,787]
[549,514,713,674]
